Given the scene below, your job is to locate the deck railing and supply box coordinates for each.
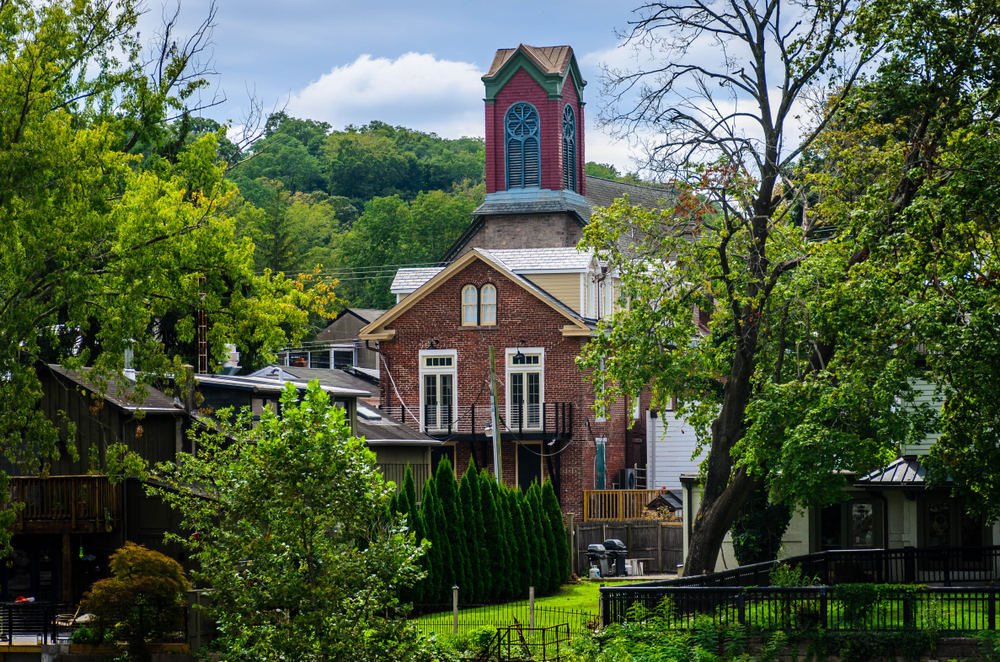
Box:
[6,476,121,531]
[379,402,574,439]
[583,489,665,521]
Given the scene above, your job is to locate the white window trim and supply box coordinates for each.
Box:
[631,393,641,420]
[505,347,545,431]
[419,348,458,432]
[461,284,478,326]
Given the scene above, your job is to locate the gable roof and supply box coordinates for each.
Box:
[856,456,928,486]
[249,366,374,397]
[482,44,585,102]
[341,308,386,324]
[360,248,594,341]
[489,247,594,272]
[391,267,446,294]
[46,364,182,414]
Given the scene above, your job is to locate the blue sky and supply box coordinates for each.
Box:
[148,0,650,172]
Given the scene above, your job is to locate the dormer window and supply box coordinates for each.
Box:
[562,105,576,191]
[505,102,540,189]
[461,283,497,326]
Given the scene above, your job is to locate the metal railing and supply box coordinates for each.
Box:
[643,546,1000,589]
[600,585,1000,631]
[583,490,665,521]
[379,402,574,439]
[600,545,1000,627]
[7,476,121,531]
[0,602,69,644]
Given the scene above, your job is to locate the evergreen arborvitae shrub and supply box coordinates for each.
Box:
[530,483,557,592]
[465,459,490,600]
[508,488,532,596]
[542,479,569,586]
[526,484,549,592]
[458,471,482,602]
[491,476,516,600]
[403,464,419,535]
[479,467,505,600]
[421,476,450,602]
[434,459,466,598]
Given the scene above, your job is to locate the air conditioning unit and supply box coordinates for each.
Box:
[619,468,638,490]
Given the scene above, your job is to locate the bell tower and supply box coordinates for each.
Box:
[482,44,587,199]
[442,45,592,260]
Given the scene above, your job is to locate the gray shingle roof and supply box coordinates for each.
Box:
[585,176,675,210]
[47,364,182,413]
[472,197,593,220]
[247,366,373,397]
[357,404,441,446]
[489,247,593,272]
[391,267,445,293]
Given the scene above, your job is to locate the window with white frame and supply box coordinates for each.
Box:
[420,350,457,432]
[507,348,543,430]
[462,284,478,326]
[480,283,497,325]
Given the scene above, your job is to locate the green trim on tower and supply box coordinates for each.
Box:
[482,49,586,102]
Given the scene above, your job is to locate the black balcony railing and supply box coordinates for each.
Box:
[378,402,573,439]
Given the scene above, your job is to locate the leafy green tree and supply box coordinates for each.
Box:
[507,489,531,596]
[730,484,793,566]
[541,480,569,587]
[587,0,1000,575]
[464,461,490,600]
[82,542,190,662]
[0,0,326,558]
[154,383,429,661]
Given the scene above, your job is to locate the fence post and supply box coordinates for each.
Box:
[738,590,746,627]
[452,585,459,635]
[819,586,827,629]
[991,588,996,631]
[657,523,663,573]
[600,584,609,627]
[565,513,574,579]
[529,586,535,629]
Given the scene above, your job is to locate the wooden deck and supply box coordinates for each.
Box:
[7,475,121,534]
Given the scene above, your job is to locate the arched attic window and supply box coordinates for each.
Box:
[505,102,540,189]
[462,284,478,326]
[480,284,497,325]
[562,104,576,191]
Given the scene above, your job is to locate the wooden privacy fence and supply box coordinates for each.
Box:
[582,490,663,521]
[575,521,682,576]
[377,463,431,502]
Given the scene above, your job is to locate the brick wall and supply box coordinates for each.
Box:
[377,257,638,517]
[484,68,586,195]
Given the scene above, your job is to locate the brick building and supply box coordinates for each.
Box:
[360,248,650,516]
[360,44,672,516]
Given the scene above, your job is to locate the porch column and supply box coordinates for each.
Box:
[62,533,73,603]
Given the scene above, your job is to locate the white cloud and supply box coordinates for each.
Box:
[287,52,484,138]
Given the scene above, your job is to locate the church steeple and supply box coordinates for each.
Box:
[482,45,587,198]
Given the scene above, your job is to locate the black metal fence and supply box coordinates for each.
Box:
[600,585,1000,631]
[653,546,1000,588]
[0,602,70,644]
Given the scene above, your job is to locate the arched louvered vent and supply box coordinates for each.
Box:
[505,102,540,188]
[562,104,576,191]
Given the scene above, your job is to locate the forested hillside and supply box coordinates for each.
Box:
[227,114,486,311]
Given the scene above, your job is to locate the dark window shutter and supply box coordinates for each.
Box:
[505,102,540,189]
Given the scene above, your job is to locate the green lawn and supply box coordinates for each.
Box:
[413,579,633,636]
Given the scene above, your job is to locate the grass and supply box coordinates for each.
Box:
[413,579,633,636]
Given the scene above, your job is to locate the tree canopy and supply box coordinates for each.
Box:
[0,0,330,557]
[587,0,1000,574]
[154,382,429,661]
